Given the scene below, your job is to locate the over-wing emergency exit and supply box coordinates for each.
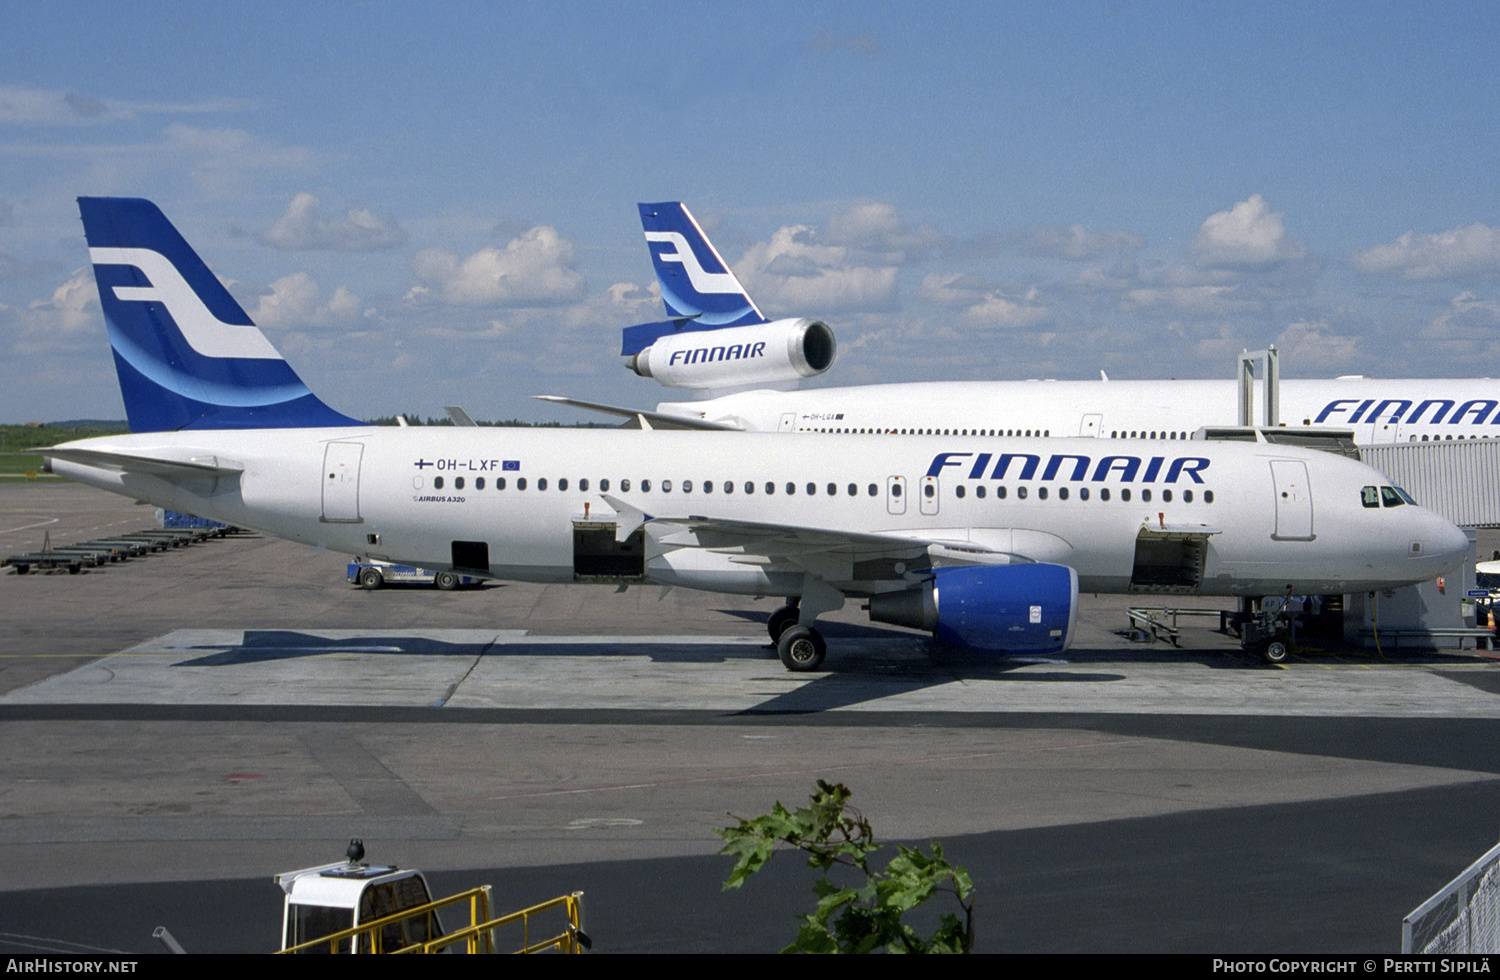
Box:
[42,198,1469,672]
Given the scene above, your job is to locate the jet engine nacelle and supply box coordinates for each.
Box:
[626,318,836,390]
[867,563,1079,654]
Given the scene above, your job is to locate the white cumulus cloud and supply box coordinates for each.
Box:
[261,193,406,251]
[735,224,898,313]
[1191,194,1305,269]
[961,288,1050,330]
[250,272,361,328]
[1351,224,1500,280]
[1274,319,1360,367]
[408,226,585,307]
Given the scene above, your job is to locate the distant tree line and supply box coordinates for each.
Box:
[365,415,611,428]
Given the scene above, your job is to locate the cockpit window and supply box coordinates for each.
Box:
[1380,486,1405,508]
[1394,486,1417,505]
[1361,486,1379,508]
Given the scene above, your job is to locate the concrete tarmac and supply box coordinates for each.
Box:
[1,480,1498,954]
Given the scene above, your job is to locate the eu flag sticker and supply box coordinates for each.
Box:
[502,460,520,471]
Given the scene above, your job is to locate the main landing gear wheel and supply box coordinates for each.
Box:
[434,571,460,591]
[777,625,827,672]
[358,568,384,590]
[767,604,800,643]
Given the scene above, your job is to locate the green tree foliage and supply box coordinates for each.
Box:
[718,780,974,953]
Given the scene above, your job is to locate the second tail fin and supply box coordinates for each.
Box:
[624,202,767,356]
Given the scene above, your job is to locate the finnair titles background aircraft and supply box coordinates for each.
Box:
[44,198,1467,671]
[558,202,1500,446]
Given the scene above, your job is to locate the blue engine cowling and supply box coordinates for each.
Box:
[867,563,1078,653]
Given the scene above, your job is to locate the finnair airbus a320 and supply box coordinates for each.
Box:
[550,202,1499,446]
[44,198,1467,671]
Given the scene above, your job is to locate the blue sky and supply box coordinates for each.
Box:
[3,1,1499,423]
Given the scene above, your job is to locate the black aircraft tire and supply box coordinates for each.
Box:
[777,626,826,672]
[767,605,800,643]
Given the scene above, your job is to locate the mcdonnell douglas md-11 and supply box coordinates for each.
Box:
[549,201,1499,447]
[41,198,1468,670]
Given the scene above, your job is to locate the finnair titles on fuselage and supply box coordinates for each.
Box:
[45,198,1468,673]
[603,202,1495,446]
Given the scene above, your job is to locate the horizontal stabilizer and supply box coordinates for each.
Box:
[534,395,742,431]
[36,445,244,479]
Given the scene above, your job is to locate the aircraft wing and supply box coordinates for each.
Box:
[534,395,743,431]
[653,514,948,556]
[633,510,1032,589]
[36,445,244,481]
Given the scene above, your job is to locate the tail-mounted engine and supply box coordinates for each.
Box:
[624,318,836,390]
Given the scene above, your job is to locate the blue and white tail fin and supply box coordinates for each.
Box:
[78,197,358,432]
[622,202,768,356]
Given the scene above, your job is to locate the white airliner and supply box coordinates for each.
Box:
[557,202,1500,445]
[43,198,1468,671]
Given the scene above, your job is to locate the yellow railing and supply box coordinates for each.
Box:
[278,888,586,954]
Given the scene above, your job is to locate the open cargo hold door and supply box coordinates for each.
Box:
[572,521,646,581]
[1129,521,1221,593]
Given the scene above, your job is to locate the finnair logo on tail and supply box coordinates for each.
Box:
[89,247,283,361]
[644,231,744,296]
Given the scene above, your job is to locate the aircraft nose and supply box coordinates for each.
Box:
[1415,510,1471,576]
